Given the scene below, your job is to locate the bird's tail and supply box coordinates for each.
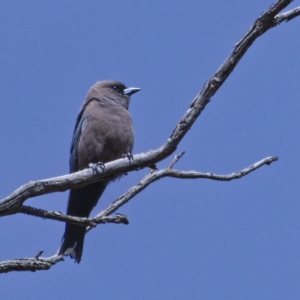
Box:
[58,181,109,263]
[58,223,86,263]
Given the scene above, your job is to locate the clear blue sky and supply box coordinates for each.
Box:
[1,1,300,299]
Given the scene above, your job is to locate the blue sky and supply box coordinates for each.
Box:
[1,1,300,299]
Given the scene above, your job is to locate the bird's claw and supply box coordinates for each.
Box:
[122,152,133,162]
[89,162,105,174]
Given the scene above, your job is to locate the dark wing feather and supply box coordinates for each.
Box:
[70,98,98,172]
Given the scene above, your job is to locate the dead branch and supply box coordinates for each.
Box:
[275,6,300,23]
[92,156,278,222]
[0,253,64,273]
[19,206,129,226]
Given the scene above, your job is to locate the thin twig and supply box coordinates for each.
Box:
[168,151,185,169]
[19,205,129,226]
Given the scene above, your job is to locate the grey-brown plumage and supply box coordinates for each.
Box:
[58,80,140,263]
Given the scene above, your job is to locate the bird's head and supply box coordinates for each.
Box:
[86,80,141,109]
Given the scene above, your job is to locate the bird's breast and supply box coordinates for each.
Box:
[77,101,134,168]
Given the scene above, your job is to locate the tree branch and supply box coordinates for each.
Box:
[92,156,278,222]
[275,6,300,23]
[0,155,279,273]
[0,253,64,273]
[19,206,129,226]
[16,155,277,227]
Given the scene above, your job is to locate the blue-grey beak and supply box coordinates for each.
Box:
[123,87,141,96]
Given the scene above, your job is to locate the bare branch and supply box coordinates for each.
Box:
[19,205,129,226]
[12,155,278,232]
[275,6,300,23]
[93,156,278,221]
[168,151,185,169]
[0,154,280,272]
[0,254,64,273]
[165,156,278,181]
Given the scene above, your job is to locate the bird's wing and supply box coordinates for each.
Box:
[69,108,86,173]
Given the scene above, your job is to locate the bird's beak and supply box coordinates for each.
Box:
[123,87,141,96]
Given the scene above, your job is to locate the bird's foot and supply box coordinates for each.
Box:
[122,152,133,163]
[89,162,105,174]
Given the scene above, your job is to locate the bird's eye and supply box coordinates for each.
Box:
[113,85,120,92]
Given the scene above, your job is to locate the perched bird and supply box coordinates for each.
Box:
[58,80,140,263]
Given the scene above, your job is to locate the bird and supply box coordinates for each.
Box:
[58,80,140,263]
